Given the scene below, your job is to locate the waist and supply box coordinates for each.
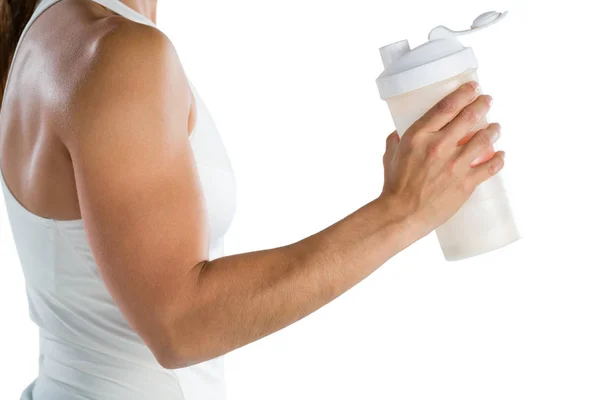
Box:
[37,330,225,399]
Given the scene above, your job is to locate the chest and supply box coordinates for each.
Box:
[188,84,237,244]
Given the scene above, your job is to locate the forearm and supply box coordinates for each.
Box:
[167,196,418,367]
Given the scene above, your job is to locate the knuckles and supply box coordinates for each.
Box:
[426,141,444,161]
[446,159,460,177]
[475,130,491,147]
[459,108,478,124]
[435,97,458,114]
[402,130,421,150]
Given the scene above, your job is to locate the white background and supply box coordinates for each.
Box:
[2,0,600,398]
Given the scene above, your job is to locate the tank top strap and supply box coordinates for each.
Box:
[86,0,156,27]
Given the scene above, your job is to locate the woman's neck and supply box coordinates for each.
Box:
[120,0,157,23]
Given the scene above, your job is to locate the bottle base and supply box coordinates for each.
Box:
[435,175,520,262]
[442,234,521,262]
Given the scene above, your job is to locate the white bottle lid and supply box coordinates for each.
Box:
[376,11,508,100]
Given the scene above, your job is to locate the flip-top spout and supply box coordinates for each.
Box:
[428,11,508,41]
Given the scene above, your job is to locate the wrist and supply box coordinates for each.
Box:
[372,194,428,253]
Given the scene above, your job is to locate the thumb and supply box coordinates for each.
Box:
[385,130,399,153]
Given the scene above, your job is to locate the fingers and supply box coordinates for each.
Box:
[468,150,505,187]
[457,123,501,166]
[413,81,480,133]
[442,94,493,143]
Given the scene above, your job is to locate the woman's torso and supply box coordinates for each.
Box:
[0,0,237,398]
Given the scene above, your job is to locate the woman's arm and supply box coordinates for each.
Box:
[66,24,503,369]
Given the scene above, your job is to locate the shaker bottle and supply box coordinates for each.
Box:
[376,11,519,261]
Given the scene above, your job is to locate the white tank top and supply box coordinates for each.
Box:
[0,0,237,398]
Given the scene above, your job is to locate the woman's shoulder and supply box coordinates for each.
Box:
[44,0,179,96]
[64,17,190,141]
[94,16,174,61]
[84,17,179,86]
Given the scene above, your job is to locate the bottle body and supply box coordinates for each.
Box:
[385,68,520,260]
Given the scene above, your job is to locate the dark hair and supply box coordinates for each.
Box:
[1,0,37,105]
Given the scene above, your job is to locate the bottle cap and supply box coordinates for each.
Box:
[376,11,508,100]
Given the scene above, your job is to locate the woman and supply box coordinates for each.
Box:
[0,0,505,399]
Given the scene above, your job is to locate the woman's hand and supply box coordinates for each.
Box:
[379,81,505,240]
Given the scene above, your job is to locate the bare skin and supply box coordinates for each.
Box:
[121,0,157,22]
[0,0,504,369]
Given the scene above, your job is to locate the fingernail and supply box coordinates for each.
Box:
[491,125,501,143]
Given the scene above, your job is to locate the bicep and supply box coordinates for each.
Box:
[66,30,208,344]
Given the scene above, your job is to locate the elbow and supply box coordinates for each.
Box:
[153,337,224,370]
[153,342,187,370]
[156,354,187,370]
[136,283,229,369]
[133,309,188,369]
[148,323,194,370]
[145,315,226,370]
